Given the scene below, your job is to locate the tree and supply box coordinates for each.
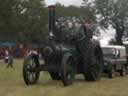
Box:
[97,0,128,45]
[13,0,47,43]
[55,3,96,22]
[0,0,17,41]
[109,38,116,45]
[0,1,97,43]
[0,0,47,43]
[83,0,128,45]
[86,0,128,45]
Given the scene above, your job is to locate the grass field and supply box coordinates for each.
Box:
[0,59,128,96]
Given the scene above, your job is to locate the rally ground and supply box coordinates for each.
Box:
[0,59,128,96]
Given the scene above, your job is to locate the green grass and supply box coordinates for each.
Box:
[0,59,128,96]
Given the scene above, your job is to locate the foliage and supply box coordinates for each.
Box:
[0,1,97,44]
[55,3,98,36]
[109,38,116,45]
[0,0,47,43]
[0,0,17,41]
[56,3,96,22]
[13,0,48,43]
[82,0,128,45]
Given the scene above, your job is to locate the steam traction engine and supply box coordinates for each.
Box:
[23,6,103,86]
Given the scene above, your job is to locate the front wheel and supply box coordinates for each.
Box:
[84,46,103,81]
[23,54,40,85]
[61,53,75,86]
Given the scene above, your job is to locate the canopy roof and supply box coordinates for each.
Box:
[0,42,16,47]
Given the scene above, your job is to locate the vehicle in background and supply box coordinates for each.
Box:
[101,45,127,78]
[123,41,128,63]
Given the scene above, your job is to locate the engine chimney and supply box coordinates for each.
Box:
[48,5,56,35]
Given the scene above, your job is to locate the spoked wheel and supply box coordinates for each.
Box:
[85,46,103,81]
[23,54,40,85]
[61,53,75,86]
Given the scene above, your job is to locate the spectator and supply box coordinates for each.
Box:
[4,49,9,64]
[4,49,13,68]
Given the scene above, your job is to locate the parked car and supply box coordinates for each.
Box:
[101,45,127,78]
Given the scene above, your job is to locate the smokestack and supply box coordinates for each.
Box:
[48,5,56,35]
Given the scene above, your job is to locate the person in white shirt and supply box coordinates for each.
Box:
[4,49,13,68]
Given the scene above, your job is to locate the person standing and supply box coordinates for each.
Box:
[4,49,9,63]
[4,48,13,68]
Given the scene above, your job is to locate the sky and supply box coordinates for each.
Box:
[45,0,83,6]
[100,27,115,45]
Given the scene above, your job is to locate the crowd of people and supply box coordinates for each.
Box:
[0,45,39,68]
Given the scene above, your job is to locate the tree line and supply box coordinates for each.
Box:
[0,0,96,44]
[0,0,128,45]
[0,0,47,44]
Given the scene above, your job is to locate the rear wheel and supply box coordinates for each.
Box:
[61,53,75,86]
[23,54,40,85]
